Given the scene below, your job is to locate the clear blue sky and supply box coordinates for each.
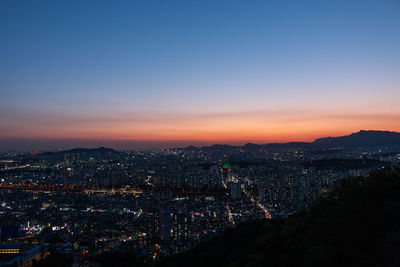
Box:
[1,0,400,150]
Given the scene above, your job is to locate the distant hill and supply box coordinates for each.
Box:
[40,147,117,156]
[244,142,310,149]
[61,147,116,154]
[29,130,400,155]
[184,130,400,151]
[313,130,400,148]
[36,147,121,161]
[158,166,400,267]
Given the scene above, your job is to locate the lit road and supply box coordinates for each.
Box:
[226,202,235,225]
[221,178,234,225]
[232,174,271,219]
[0,183,144,194]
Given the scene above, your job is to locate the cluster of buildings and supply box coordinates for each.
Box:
[0,145,398,265]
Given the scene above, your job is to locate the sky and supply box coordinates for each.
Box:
[1,0,400,151]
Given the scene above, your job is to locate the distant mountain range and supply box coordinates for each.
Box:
[312,130,400,148]
[35,147,121,161]
[34,130,400,154]
[185,130,400,150]
[40,146,117,155]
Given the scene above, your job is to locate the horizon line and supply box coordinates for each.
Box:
[0,129,398,153]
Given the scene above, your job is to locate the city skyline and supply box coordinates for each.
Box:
[1,2,400,266]
[1,1,400,150]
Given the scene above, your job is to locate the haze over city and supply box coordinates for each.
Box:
[1,0,400,152]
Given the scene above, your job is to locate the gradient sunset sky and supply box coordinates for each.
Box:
[1,0,400,151]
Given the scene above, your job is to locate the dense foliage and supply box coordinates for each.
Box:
[159,166,400,267]
[32,251,72,267]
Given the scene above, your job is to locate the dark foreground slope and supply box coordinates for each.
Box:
[160,167,400,267]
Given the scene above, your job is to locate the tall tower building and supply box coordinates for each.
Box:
[230,182,242,200]
[159,209,172,241]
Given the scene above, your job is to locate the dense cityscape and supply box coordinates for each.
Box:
[1,132,399,266]
[1,1,400,266]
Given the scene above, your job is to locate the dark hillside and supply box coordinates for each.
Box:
[159,166,400,267]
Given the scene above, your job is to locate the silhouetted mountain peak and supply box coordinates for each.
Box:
[63,147,116,154]
[38,147,117,156]
[243,143,260,149]
[313,130,400,147]
[178,130,400,151]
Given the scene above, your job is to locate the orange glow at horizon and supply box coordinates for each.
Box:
[2,109,400,144]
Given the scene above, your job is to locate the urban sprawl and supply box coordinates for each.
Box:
[0,145,399,266]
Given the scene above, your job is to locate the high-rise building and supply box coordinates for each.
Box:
[173,209,191,241]
[259,188,266,203]
[159,209,172,241]
[230,182,241,200]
